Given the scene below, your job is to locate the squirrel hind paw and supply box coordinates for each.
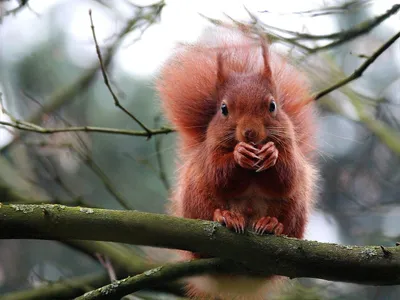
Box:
[252,216,284,235]
[213,209,246,234]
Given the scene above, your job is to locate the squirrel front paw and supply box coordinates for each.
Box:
[255,142,279,173]
[233,142,260,170]
[213,209,246,233]
[252,216,284,235]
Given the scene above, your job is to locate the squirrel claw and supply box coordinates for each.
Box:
[255,142,278,173]
[252,216,284,235]
[234,142,260,170]
[213,209,246,234]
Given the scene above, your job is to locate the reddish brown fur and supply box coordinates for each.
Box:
[156,27,318,299]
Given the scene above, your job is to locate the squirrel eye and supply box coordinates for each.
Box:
[221,103,229,116]
[269,100,276,113]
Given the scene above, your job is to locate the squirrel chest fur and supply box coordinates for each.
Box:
[157,26,319,300]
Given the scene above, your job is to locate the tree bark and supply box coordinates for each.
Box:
[1,203,400,285]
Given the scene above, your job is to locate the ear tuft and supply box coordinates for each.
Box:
[261,41,272,80]
[216,52,225,87]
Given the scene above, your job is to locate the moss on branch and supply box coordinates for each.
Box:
[1,204,400,285]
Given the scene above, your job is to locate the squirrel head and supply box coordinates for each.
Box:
[207,42,295,150]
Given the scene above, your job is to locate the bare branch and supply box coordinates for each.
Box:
[259,4,399,44]
[315,30,400,100]
[88,10,152,138]
[234,4,400,54]
[259,0,372,17]
[0,120,174,136]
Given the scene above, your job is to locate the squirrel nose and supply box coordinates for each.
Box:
[243,128,258,142]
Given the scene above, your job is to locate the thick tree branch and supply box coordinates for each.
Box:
[314,30,400,100]
[1,204,400,285]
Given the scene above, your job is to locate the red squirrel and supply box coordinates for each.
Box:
[156,27,319,300]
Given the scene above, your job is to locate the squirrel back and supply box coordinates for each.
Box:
[156,27,316,158]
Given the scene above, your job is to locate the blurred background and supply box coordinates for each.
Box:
[0,0,400,299]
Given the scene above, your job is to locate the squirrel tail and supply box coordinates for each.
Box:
[177,251,284,300]
[185,275,284,300]
[156,39,218,148]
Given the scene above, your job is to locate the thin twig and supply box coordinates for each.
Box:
[96,254,117,282]
[258,4,399,43]
[315,30,400,100]
[25,136,134,210]
[259,0,371,17]
[88,10,153,138]
[78,151,133,210]
[154,116,170,191]
[0,120,174,136]
[240,4,400,54]
[37,155,78,200]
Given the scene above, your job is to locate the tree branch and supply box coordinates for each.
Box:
[236,4,400,54]
[75,259,227,300]
[260,0,371,17]
[271,4,399,44]
[88,9,152,137]
[1,204,400,285]
[0,120,174,136]
[314,30,400,100]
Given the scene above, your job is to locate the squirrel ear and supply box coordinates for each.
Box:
[216,52,225,87]
[261,41,272,80]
